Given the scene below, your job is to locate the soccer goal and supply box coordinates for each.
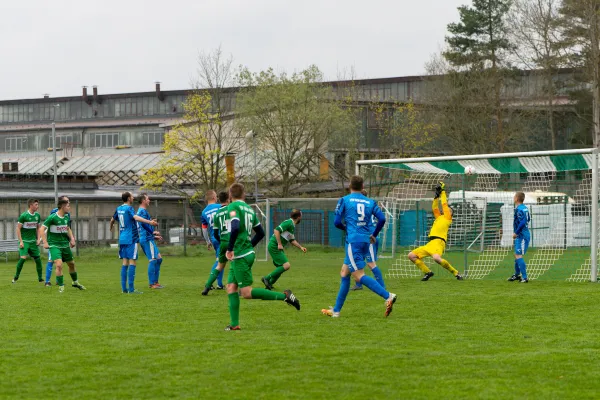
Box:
[357,149,599,282]
[251,200,271,262]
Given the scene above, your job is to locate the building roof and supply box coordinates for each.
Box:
[0,188,182,200]
[58,153,161,176]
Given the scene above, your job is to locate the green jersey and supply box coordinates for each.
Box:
[227,200,260,259]
[43,212,71,248]
[269,218,296,248]
[212,205,231,245]
[18,211,41,243]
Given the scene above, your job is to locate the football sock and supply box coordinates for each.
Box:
[148,260,156,285]
[333,276,351,313]
[34,257,42,281]
[371,266,385,289]
[440,259,458,276]
[266,266,286,285]
[210,260,221,286]
[414,259,431,274]
[45,261,53,283]
[69,271,78,282]
[359,275,389,300]
[217,268,224,287]
[205,269,220,289]
[228,292,240,327]
[120,265,128,292]
[128,265,136,292]
[14,258,25,279]
[155,258,163,283]
[56,275,64,286]
[517,258,528,280]
[250,288,286,301]
[514,259,520,276]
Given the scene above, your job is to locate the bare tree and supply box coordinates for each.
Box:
[509,0,568,149]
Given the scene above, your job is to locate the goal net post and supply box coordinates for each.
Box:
[357,149,599,282]
[251,199,270,262]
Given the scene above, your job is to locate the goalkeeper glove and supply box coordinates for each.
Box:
[434,184,442,199]
[439,181,446,192]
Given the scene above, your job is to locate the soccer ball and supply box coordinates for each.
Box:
[464,165,476,175]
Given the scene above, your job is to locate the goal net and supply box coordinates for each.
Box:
[358,149,599,282]
[251,200,271,262]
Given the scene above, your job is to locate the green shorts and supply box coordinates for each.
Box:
[49,247,74,263]
[218,244,229,264]
[268,245,289,267]
[19,242,40,258]
[227,252,255,288]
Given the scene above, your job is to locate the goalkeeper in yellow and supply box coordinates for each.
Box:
[408,181,464,281]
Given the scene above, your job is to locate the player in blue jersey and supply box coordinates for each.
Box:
[137,193,164,289]
[202,191,230,296]
[110,192,157,294]
[44,195,71,287]
[201,190,225,290]
[322,175,397,318]
[508,191,531,283]
[351,189,385,291]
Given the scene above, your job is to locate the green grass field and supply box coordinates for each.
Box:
[2,245,600,399]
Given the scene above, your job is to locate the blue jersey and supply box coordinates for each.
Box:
[514,204,530,237]
[136,207,155,243]
[113,204,138,245]
[335,193,384,244]
[201,203,222,243]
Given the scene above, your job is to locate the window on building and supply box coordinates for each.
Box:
[142,132,164,147]
[6,137,27,152]
[52,135,73,149]
[94,133,119,148]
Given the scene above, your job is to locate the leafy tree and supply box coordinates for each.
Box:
[236,65,353,197]
[444,0,515,151]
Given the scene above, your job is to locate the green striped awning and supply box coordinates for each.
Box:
[378,154,593,174]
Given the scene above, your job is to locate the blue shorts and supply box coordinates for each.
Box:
[514,236,530,256]
[119,243,138,260]
[366,239,379,263]
[344,242,370,272]
[140,240,160,260]
[212,240,220,260]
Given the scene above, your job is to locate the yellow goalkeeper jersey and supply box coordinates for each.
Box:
[429,191,452,241]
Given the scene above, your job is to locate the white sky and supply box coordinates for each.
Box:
[0,0,469,100]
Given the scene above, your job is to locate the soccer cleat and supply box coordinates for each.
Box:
[261,277,273,291]
[122,290,129,294]
[224,325,241,331]
[456,274,464,280]
[521,279,529,283]
[58,285,65,293]
[72,282,86,290]
[129,290,144,294]
[216,285,224,290]
[44,282,52,287]
[321,306,340,318]
[201,286,211,296]
[38,279,44,283]
[11,278,18,284]
[421,272,434,281]
[508,274,522,282]
[350,284,363,291]
[284,289,300,310]
[385,293,397,317]
[153,284,164,289]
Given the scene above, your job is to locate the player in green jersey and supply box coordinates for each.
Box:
[224,183,301,331]
[202,191,230,296]
[12,199,43,283]
[40,198,85,293]
[261,209,307,290]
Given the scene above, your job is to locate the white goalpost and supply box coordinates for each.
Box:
[357,149,599,282]
[251,199,270,262]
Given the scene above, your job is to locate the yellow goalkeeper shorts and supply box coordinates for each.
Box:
[413,238,446,259]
